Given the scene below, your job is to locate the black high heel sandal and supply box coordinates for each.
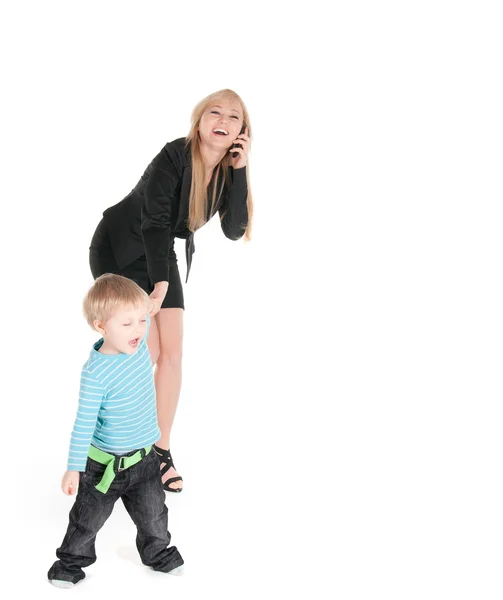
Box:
[153,445,183,493]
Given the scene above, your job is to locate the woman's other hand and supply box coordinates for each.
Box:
[230,126,250,169]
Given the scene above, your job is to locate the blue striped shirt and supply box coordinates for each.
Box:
[67,315,160,471]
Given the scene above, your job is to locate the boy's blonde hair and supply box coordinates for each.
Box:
[83,274,149,328]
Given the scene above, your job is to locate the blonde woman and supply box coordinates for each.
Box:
[89,89,253,492]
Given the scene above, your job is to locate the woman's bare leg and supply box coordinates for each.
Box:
[153,307,184,490]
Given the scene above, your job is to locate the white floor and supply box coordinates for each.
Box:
[4,2,502,598]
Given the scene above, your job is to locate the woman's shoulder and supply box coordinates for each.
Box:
[155,137,191,173]
[166,136,190,152]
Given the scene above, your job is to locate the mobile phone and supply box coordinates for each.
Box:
[231,123,246,158]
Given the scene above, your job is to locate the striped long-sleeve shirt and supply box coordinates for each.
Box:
[67,316,160,471]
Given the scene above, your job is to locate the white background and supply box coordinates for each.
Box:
[1,1,502,598]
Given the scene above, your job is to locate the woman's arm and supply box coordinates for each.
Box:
[219,166,249,240]
[141,154,182,285]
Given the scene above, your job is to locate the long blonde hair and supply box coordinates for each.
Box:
[185,89,253,240]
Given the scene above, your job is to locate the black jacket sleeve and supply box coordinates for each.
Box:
[219,166,249,240]
[141,150,182,284]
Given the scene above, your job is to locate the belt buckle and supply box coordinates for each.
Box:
[115,455,125,472]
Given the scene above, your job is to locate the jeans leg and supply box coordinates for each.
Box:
[122,451,184,573]
[48,469,120,584]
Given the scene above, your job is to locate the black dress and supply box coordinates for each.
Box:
[89,137,249,309]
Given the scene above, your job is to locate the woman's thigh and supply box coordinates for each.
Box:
[89,219,119,278]
[89,248,119,278]
[122,256,185,311]
[160,259,185,310]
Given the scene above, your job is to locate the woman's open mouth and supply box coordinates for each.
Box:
[212,128,229,137]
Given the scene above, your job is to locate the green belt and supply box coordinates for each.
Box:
[88,445,152,494]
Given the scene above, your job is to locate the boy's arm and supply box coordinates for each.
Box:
[139,313,151,349]
[145,313,151,339]
[67,369,104,473]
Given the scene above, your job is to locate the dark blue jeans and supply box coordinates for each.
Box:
[48,447,183,584]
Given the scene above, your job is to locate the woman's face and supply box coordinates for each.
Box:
[198,98,244,151]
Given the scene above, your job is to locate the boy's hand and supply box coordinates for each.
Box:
[61,470,80,495]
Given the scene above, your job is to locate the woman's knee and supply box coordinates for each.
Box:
[157,346,183,369]
[155,308,183,369]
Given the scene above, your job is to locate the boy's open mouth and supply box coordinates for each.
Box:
[128,337,140,348]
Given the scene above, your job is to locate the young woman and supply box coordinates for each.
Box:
[89,89,253,492]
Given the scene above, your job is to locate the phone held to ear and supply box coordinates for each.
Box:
[231,123,246,158]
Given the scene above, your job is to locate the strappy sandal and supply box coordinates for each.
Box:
[153,445,183,493]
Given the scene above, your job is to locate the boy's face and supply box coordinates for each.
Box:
[95,303,148,355]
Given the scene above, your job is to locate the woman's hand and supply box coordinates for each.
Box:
[62,470,80,495]
[229,127,250,169]
[149,281,169,316]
